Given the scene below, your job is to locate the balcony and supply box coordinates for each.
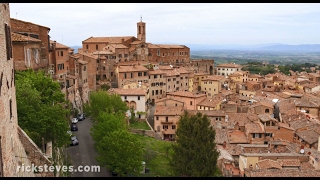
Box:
[161,119,173,124]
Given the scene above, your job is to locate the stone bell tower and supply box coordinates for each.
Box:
[137,16,146,43]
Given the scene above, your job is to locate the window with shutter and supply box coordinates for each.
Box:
[27,49,31,67]
[5,23,12,60]
[34,49,39,64]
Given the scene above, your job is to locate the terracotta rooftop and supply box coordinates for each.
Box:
[215,128,229,144]
[167,91,207,98]
[50,40,69,49]
[155,97,185,104]
[217,146,234,161]
[278,99,297,114]
[130,40,142,45]
[108,43,129,49]
[216,63,242,68]
[197,96,224,108]
[11,18,50,29]
[295,129,320,145]
[117,65,148,72]
[245,122,265,133]
[154,44,186,49]
[258,114,278,122]
[226,113,260,126]
[202,75,225,81]
[194,72,210,76]
[188,110,226,117]
[83,36,135,43]
[11,32,41,42]
[295,99,319,108]
[108,88,146,96]
[244,169,320,177]
[248,74,261,78]
[154,105,184,116]
[277,159,301,167]
[256,159,282,169]
[227,130,248,144]
[288,119,316,131]
[308,73,320,77]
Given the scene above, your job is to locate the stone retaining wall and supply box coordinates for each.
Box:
[130,129,155,138]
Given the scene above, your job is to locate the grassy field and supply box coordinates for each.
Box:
[130,121,151,130]
[133,134,174,177]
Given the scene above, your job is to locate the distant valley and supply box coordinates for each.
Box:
[69,43,320,66]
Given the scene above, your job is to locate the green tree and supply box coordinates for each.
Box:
[15,69,69,147]
[83,90,128,120]
[100,84,111,91]
[95,130,144,177]
[170,111,220,177]
[91,112,127,145]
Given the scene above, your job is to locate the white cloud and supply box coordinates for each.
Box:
[9,3,320,46]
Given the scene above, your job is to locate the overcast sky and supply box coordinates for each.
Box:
[9,3,320,47]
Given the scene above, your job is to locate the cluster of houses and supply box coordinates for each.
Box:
[4,4,320,177]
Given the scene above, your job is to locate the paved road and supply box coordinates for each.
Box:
[67,117,111,177]
[147,105,155,129]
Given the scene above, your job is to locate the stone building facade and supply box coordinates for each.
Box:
[0,3,34,177]
[10,18,50,70]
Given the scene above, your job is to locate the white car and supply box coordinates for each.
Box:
[72,118,78,124]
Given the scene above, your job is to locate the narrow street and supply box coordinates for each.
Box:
[67,117,111,177]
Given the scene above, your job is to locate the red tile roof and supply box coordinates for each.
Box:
[83,36,135,43]
[11,32,41,42]
[228,130,248,143]
[154,105,184,116]
[245,122,265,133]
[50,40,70,49]
[202,75,225,81]
[216,63,242,68]
[167,91,207,98]
[117,65,148,72]
[11,18,50,29]
[108,88,146,96]
[256,159,282,169]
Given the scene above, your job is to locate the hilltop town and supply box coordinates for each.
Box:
[2,3,320,177]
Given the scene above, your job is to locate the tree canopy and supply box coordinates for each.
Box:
[95,130,143,176]
[170,111,220,177]
[87,91,143,176]
[83,90,128,121]
[15,69,69,147]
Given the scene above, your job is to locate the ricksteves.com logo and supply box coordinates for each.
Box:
[16,164,101,173]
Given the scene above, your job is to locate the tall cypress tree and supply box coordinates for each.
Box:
[170,111,220,177]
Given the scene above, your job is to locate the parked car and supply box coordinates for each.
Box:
[71,118,78,124]
[71,124,78,131]
[77,113,85,121]
[70,136,79,146]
